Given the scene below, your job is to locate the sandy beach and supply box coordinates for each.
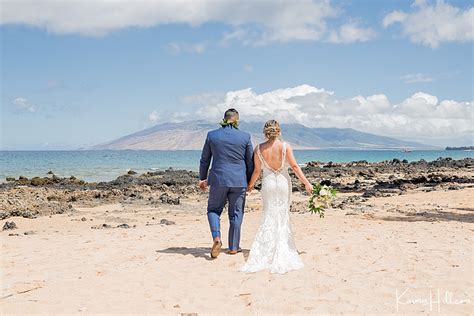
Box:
[3,0,473,312]
[3,0,474,312]
[1,181,473,314]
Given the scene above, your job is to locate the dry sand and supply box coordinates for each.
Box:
[1,189,473,315]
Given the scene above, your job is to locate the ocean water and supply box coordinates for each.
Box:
[1,150,472,183]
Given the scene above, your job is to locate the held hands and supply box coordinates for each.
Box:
[198,180,208,191]
[246,184,254,193]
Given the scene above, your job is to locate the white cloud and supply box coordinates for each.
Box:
[401,73,435,83]
[383,0,474,48]
[176,84,473,146]
[13,97,36,112]
[166,42,207,55]
[1,0,374,44]
[327,22,377,43]
[148,110,160,123]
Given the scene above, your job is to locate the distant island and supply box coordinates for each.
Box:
[445,146,474,151]
[88,120,434,151]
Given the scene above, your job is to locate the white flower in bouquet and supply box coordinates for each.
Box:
[319,187,328,196]
[308,183,338,218]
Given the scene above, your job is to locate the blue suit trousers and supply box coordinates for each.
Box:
[207,185,246,251]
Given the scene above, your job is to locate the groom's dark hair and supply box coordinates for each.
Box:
[224,108,239,120]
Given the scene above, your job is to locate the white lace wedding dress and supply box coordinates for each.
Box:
[240,141,304,274]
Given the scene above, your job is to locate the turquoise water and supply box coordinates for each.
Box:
[1,150,472,183]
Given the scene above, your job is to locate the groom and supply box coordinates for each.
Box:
[198,108,254,258]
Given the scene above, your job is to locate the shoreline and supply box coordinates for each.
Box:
[2,151,473,184]
[2,148,452,151]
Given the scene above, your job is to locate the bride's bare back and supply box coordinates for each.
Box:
[257,140,302,176]
[258,140,285,171]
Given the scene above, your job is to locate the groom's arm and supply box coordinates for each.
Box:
[244,135,254,182]
[199,133,212,181]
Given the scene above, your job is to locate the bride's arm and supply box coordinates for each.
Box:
[286,143,313,194]
[247,151,261,192]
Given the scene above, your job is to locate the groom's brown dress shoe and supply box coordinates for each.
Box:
[211,240,222,258]
[227,248,242,255]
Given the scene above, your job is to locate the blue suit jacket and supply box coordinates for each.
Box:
[199,125,254,187]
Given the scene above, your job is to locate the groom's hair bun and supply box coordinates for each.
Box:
[263,120,281,140]
[224,108,239,120]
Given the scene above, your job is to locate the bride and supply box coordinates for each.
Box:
[240,120,313,274]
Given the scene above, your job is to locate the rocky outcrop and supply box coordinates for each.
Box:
[0,158,472,220]
[297,157,474,195]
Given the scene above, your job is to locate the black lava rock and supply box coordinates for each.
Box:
[3,221,17,230]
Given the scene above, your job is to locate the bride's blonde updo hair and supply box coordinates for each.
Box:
[263,120,281,140]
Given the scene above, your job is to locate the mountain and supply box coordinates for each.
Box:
[89,120,432,150]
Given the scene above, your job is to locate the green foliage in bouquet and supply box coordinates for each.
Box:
[308,183,337,218]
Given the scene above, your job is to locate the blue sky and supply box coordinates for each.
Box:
[1,0,473,149]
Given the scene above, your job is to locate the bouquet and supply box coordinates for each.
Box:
[308,183,337,218]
